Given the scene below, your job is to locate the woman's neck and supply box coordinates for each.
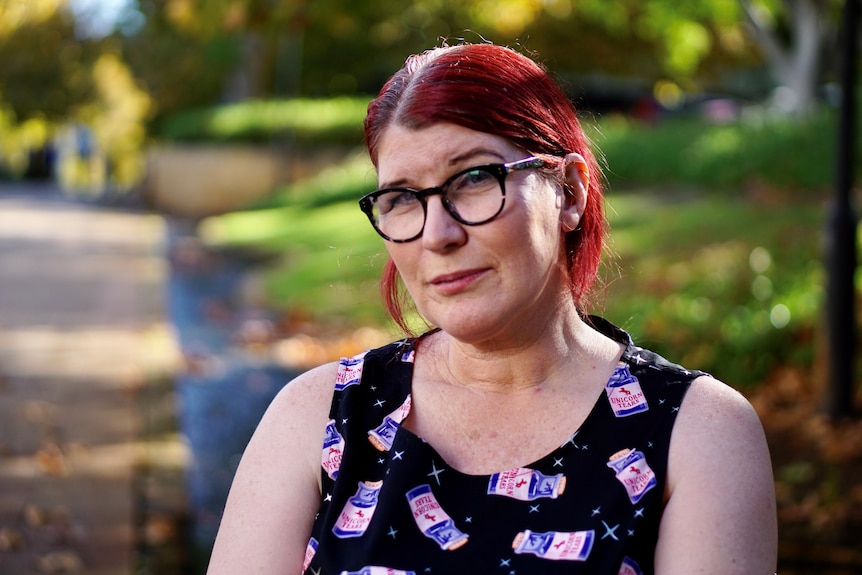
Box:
[426,307,622,396]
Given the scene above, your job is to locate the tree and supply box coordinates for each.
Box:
[0,1,100,122]
[739,0,841,115]
[0,0,151,185]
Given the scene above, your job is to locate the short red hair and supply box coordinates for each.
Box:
[364,43,607,333]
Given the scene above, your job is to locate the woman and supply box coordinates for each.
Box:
[207,43,777,575]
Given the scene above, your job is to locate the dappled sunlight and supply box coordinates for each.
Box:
[162,98,371,142]
[199,201,377,250]
[0,325,178,381]
[0,199,165,247]
[605,189,824,386]
[0,191,189,574]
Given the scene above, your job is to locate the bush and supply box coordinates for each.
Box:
[155,97,370,146]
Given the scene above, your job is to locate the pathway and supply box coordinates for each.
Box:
[0,184,186,575]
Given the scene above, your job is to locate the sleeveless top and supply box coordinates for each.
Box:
[302,317,704,575]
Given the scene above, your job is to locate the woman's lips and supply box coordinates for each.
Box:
[429,268,489,295]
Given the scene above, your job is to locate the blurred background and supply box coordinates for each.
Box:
[0,0,860,573]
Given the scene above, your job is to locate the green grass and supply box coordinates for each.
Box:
[198,103,847,387]
[588,109,842,191]
[598,189,824,387]
[199,195,389,327]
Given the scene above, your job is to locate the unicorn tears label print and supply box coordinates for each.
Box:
[336,354,366,391]
[605,363,649,417]
[368,395,412,452]
[606,448,657,504]
[511,529,595,561]
[322,420,346,480]
[406,484,469,550]
[333,480,384,538]
[487,467,567,501]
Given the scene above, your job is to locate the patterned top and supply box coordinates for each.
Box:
[302,317,703,575]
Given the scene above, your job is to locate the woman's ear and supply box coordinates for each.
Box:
[561,152,589,231]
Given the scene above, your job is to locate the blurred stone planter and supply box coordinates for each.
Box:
[142,145,285,218]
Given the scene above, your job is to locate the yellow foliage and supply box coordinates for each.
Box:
[85,53,152,186]
[166,0,197,32]
[469,0,544,37]
[0,0,64,38]
[664,20,712,77]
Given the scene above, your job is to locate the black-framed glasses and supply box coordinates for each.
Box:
[358,156,546,242]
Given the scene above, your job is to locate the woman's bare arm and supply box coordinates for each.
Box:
[206,361,338,574]
[655,375,777,574]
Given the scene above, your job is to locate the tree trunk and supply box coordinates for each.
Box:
[739,0,828,115]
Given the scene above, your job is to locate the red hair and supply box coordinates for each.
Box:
[364,43,607,333]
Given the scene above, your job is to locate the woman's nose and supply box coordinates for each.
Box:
[421,196,467,251]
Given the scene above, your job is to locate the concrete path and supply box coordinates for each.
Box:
[0,184,186,575]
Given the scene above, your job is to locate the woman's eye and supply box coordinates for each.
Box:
[453,169,494,190]
[378,191,418,214]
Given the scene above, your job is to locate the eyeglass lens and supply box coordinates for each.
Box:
[371,166,504,241]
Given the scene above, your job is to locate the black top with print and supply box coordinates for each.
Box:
[303,317,704,575]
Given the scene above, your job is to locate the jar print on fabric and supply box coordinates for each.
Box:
[487,467,567,501]
[406,484,469,550]
[605,363,649,418]
[338,568,417,575]
[321,420,345,479]
[618,556,644,575]
[336,354,366,391]
[606,448,657,504]
[368,395,412,451]
[511,529,595,561]
[302,537,318,572]
[333,480,384,538]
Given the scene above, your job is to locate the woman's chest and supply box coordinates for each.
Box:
[400,375,606,475]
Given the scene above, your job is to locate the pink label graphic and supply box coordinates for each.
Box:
[511,529,595,561]
[332,480,383,539]
[607,449,657,504]
[338,568,417,575]
[605,364,649,417]
[618,556,643,575]
[321,419,345,479]
[401,348,415,363]
[302,537,318,572]
[487,467,566,501]
[406,484,469,550]
[368,395,412,451]
[335,354,366,390]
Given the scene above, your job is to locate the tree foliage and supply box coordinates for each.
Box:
[0,0,151,185]
[0,1,101,121]
[0,0,847,183]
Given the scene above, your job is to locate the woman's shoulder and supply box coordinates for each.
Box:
[676,374,763,434]
[270,336,416,416]
[668,373,772,488]
[658,374,777,572]
[257,361,343,451]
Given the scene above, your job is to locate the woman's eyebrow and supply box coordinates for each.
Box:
[447,148,506,167]
[379,148,507,189]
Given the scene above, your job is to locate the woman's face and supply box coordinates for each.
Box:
[375,122,579,346]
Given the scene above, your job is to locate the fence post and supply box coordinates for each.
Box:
[826,0,859,419]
